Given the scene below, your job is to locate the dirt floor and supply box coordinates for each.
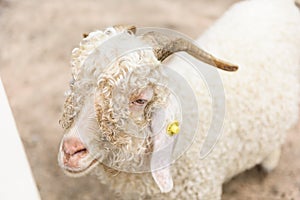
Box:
[0,0,300,199]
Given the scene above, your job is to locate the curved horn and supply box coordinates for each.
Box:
[142,32,238,72]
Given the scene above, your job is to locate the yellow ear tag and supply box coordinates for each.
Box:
[167,121,180,136]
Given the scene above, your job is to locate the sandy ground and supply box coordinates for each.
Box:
[0,0,300,199]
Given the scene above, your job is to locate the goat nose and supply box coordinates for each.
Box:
[63,137,86,155]
[62,137,88,168]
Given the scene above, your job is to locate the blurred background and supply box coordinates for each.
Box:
[0,0,299,199]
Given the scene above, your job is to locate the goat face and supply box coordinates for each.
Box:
[58,50,180,193]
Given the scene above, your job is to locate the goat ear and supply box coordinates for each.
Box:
[150,94,180,193]
[150,126,175,193]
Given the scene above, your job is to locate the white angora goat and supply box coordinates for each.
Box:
[58,0,300,199]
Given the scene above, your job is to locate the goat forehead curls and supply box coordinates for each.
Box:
[57,25,238,194]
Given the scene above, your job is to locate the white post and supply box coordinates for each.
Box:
[0,78,41,200]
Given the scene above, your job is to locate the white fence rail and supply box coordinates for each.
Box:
[0,78,41,200]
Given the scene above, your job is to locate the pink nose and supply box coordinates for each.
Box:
[62,137,88,168]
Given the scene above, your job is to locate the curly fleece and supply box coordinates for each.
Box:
[62,0,300,199]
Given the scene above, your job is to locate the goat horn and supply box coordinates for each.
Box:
[142,32,238,72]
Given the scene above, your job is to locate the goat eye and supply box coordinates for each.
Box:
[133,99,148,105]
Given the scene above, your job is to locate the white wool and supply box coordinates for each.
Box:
[117,0,300,198]
[62,0,300,199]
[161,0,300,199]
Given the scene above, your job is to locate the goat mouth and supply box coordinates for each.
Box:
[60,148,99,176]
[64,159,98,175]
